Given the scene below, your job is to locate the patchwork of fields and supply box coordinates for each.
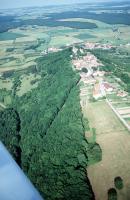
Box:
[0,2,130,200]
[0,15,130,74]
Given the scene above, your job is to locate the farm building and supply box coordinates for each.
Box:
[84,42,113,50]
[93,71,105,77]
[72,46,78,55]
[48,47,61,53]
[93,81,106,100]
[103,82,114,93]
[73,52,103,70]
[117,91,128,97]
[93,83,103,100]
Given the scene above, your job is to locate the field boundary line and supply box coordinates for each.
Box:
[106,99,130,132]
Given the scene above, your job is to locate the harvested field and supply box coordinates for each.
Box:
[0,79,13,90]
[88,131,130,200]
[49,35,81,47]
[82,100,130,200]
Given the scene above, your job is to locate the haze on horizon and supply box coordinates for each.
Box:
[0,0,125,9]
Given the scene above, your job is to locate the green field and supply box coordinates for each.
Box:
[49,35,81,47]
[17,74,41,96]
[0,78,13,90]
[0,32,25,41]
[83,99,130,200]
[84,100,125,135]
[75,33,96,40]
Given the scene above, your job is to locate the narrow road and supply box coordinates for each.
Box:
[0,102,6,109]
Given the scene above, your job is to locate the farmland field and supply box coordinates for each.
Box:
[84,100,125,135]
[0,60,36,73]
[53,18,130,44]
[49,35,81,47]
[88,131,130,200]
[0,31,25,41]
[0,78,13,90]
[82,100,130,200]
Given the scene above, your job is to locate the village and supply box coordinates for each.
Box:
[72,43,130,131]
[0,41,130,131]
[72,42,130,200]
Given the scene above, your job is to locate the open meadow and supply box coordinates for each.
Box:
[84,101,125,135]
[82,100,130,200]
[88,131,130,200]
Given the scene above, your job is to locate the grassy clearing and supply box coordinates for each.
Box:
[84,100,125,135]
[0,78,13,90]
[83,100,130,200]
[17,74,41,96]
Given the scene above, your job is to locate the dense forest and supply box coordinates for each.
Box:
[0,48,95,199]
[0,108,21,165]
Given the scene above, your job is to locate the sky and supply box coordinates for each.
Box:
[0,0,121,9]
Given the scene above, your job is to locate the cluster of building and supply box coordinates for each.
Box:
[48,47,62,53]
[93,82,104,100]
[84,42,114,50]
[72,45,128,101]
[93,81,114,100]
[41,47,62,55]
[93,81,128,100]
[117,90,128,98]
[93,71,105,77]
[72,52,103,70]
